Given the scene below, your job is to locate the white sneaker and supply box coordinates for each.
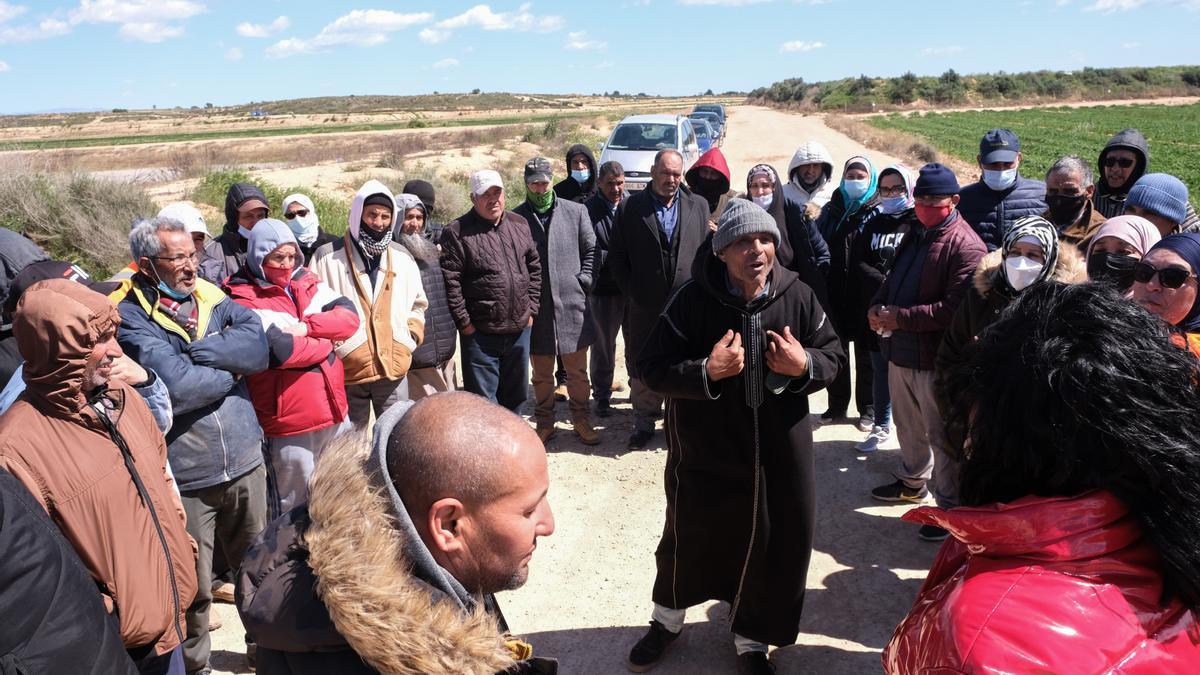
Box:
[855,425,891,453]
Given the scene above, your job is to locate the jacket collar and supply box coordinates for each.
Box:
[129,276,224,343]
[973,243,1087,296]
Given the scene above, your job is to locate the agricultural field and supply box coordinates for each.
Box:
[868,102,1200,206]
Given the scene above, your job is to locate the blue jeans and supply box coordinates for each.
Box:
[461,328,530,412]
[869,350,892,428]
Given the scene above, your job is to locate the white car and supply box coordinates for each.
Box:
[598,114,701,192]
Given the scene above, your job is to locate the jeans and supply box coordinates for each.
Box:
[868,350,892,428]
[588,293,626,403]
[460,327,530,412]
[180,464,269,673]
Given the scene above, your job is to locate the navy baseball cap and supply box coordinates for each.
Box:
[979,129,1020,164]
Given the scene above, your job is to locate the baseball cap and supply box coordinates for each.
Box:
[469,170,504,197]
[979,129,1020,164]
[524,157,553,184]
[158,202,208,237]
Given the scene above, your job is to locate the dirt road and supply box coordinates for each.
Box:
[207,106,935,675]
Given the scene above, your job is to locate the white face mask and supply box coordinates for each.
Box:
[983,168,1018,192]
[1004,255,1044,291]
[752,193,773,210]
[287,213,320,245]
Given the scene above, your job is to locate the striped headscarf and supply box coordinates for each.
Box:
[1000,215,1059,292]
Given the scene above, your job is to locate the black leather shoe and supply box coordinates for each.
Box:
[596,400,613,418]
[627,429,654,450]
[627,620,680,672]
[737,651,775,674]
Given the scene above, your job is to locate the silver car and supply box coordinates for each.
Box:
[598,114,701,192]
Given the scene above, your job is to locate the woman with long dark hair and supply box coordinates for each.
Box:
[885,281,1200,673]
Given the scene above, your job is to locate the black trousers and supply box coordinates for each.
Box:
[826,337,873,416]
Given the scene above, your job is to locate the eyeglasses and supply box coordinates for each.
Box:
[150,252,198,267]
[1103,156,1135,169]
[284,209,310,220]
[878,184,907,197]
[1133,261,1195,289]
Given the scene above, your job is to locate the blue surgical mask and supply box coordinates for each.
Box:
[571,169,590,184]
[842,178,870,201]
[880,195,912,215]
[157,280,191,301]
[287,214,320,245]
[238,225,253,239]
[983,168,1018,192]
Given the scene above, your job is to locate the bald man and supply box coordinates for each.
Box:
[236,393,558,675]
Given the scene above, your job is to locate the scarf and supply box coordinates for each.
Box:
[999,216,1059,292]
[1148,233,1200,331]
[358,224,393,258]
[157,294,198,339]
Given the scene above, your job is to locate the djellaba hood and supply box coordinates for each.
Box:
[348,180,398,242]
[223,183,271,235]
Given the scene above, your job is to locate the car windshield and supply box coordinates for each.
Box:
[696,106,722,118]
[693,123,712,139]
[607,123,678,151]
[689,113,718,125]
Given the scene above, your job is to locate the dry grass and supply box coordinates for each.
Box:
[824,113,979,178]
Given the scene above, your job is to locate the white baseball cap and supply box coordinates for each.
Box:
[158,202,208,237]
[469,170,504,197]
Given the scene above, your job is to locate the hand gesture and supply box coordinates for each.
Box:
[765,326,809,378]
[706,330,744,381]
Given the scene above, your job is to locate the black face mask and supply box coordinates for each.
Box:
[688,175,725,199]
[1087,251,1139,290]
[1046,194,1088,226]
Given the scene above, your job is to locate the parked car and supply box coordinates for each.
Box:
[693,103,727,125]
[598,114,701,192]
[686,111,723,139]
[692,119,717,153]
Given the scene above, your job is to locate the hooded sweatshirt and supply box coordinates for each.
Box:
[0,279,197,656]
[200,182,270,286]
[309,181,427,385]
[783,141,836,210]
[237,402,556,674]
[1094,128,1149,219]
[685,146,734,219]
[553,143,597,204]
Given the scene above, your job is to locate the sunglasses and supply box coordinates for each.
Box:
[1103,156,1135,169]
[284,209,310,220]
[1133,261,1195,289]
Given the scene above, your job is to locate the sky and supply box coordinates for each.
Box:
[1,0,1198,114]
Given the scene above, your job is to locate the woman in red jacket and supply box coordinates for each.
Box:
[886,281,1200,673]
[225,218,360,517]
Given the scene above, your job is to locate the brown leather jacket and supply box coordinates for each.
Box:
[0,279,197,656]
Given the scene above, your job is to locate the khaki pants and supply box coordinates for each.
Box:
[406,361,458,401]
[531,349,590,427]
[889,364,960,508]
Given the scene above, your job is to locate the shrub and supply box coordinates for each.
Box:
[191,169,351,236]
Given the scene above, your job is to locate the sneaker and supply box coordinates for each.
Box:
[536,426,557,444]
[737,651,775,675]
[855,425,891,453]
[211,580,235,604]
[816,408,846,425]
[871,479,929,503]
[554,384,569,401]
[855,413,874,433]
[627,620,680,672]
[574,419,601,446]
[627,429,654,450]
[919,524,950,542]
[596,400,613,418]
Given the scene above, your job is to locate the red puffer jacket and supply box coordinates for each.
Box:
[884,490,1200,674]
[226,267,359,437]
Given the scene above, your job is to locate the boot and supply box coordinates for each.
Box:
[573,417,600,445]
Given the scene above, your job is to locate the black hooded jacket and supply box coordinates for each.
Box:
[553,144,597,203]
[1093,128,1149,219]
[200,183,270,285]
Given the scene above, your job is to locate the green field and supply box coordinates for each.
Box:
[869,103,1200,207]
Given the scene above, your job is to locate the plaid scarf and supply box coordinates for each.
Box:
[157,294,198,339]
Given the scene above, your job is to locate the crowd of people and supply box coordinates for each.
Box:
[0,121,1198,675]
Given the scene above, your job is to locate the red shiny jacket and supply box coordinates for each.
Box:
[884,491,1200,674]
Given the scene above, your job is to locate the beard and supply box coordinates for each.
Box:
[396,232,440,262]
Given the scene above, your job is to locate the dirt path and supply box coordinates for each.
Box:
[207,105,936,675]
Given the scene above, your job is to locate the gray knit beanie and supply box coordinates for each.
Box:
[713,198,780,254]
[1126,173,1189,226]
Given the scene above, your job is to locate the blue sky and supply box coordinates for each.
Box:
[0,0,1198,113]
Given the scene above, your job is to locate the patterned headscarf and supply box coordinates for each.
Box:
[1000,215,1059,292]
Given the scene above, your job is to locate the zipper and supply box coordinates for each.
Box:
[212,403,230,482]
[93,402,185,645]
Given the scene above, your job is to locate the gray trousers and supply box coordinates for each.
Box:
[345,378,408,427]
[406,361,458,401]
[588,293,626,403]
[889,365,960,508]
[181,464,268,673]
[264,420,351,519]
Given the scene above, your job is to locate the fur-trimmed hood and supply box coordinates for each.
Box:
[237,402,518,675]
[973,243,1087,296]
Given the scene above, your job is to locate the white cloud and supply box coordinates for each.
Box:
[0,17,70,43]
[433,57,459,68]
[70,0,204,42]
[0,2,27,24]
[435,3,564,34]
[266,9,432,57]
[565,30,606,50]
[779,40,823,53]
[1084,0,1146,11]
[225,46,242,60]
[236,15,288,38]
[419,27,449,43]
[0,60,9,72]
[921,45,964,56]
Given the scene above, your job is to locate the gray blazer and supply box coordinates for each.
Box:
[514,198,597,355]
